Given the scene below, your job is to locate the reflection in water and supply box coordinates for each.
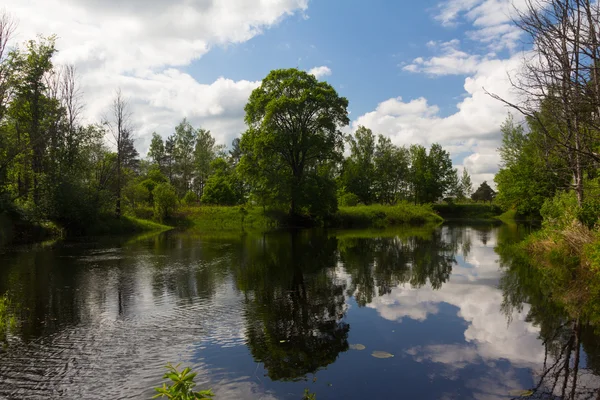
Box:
[236,231,349,381]
[498,227,600,400]
[0,224,598,399]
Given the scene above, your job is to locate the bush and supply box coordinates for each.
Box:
[154,183,178,222]
[338,192,360,207]
[182,191,197,206]
[540,191,579,230]
[201,176,238,206]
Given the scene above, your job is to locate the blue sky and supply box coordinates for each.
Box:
[5,0,530,185]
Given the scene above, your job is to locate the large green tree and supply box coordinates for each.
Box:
[494,115,570,217]
[341,126,376,204]
[240,68,349,217]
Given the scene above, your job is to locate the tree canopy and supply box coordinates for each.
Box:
[239,68,349,218]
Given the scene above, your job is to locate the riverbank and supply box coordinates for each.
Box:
[0,211,172,248]
[431,203,503,221]
[150,203,443,231]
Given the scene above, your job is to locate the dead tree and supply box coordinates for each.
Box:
[488,0,600,205]
[105,89,134,219]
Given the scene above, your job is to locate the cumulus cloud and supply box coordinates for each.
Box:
[355,55,523,187]
[366,227,545,369]
[308,65,332,79]
[434,0,528,51]
[4,0,309,154]
[403,39,493,76]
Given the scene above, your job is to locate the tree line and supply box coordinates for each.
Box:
[0,15,478,235]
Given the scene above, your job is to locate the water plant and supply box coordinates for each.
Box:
[153,363,214,400]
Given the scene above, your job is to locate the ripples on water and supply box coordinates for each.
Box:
[0,225,598,399]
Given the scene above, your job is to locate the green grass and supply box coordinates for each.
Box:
[432,203,503,221]
[85,215,172,236]
[331,203,443,228]
[172,206,278,231]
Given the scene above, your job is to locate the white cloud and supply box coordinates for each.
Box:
[403,39,493,76]
[308,65,332,79]
[366,227,545,368]
[434,0,528,51]
[355,54,524,187]
[4,0,309,154]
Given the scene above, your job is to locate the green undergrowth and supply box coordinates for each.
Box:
[171,206,278,231]
[85,215,172,236]
[331,203,442,228]
[432,203,503,221]
[517,192,600,325]
[0,211,63,248]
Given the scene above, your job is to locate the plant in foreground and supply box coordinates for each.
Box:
[153,363,214,400]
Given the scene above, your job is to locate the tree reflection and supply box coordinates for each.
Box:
[339,226,463,306]
[234,230,349,381]
[497,232,600,399]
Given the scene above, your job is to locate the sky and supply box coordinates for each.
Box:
[4,0,532,187]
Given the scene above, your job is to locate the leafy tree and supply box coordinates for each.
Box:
[201,158,238,206]
[494,114,571,217]
[148,132,165,169]
[164,134,176,183]
[240,68,349,218]
[193,128,216,199]
[374,135,409,204]
[460,168,473,199]
[342,126,376,204]
[471,181,496,203]
[425,143,455,203]
[6,36,58,205]
[173,119,196,196]
[153,182,178,222]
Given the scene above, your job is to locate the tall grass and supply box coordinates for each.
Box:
[332,202,442,228]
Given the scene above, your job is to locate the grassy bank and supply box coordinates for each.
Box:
[432,203,503,221]
[521,222,600,325]
[84,215,172,236]
[331,203,442,228]
[0,212,63,247]
[145,203,442,231]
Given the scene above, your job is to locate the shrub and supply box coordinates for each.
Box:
[182,191,197,206]
[154,363,214,400]
[338,192,360,207]
[154,183,178,222]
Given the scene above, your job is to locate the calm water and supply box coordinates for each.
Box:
[0,224,599,399]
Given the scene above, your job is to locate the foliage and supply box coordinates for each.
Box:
[471,181,496,203]
[153,183,178,222]
[338,191,360,207]
[239,68,349,219]
[432,203,503,221]
[201,158,242,206]
[341,126,376,204]
[333,203,442,228]
[153,363,214,400]
[182,190,197,206]
[494,114,570,217]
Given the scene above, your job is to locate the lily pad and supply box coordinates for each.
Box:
[349,344,366,350]
[371,351,394,359]
[508,389,534,397]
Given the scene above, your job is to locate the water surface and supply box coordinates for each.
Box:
[0,224,598,399]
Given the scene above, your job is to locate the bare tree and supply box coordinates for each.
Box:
[0,10,16,121]
[105,89,134,219]
[488,0,600,205]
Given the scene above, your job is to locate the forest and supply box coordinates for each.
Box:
[0,16,486,243]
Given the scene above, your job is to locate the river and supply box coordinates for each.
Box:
[0,224,598,399]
